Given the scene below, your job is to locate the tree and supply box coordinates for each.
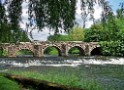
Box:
[48,34,69,41]
[84,24,107,42]
[84,8,124,42]
[68,27,84,41]
[48,27,84,41]
[94,8,124,56]
[1,0,113,35]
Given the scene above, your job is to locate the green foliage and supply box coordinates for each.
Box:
[8,0,23,29]
[48,27,85,41]
[17,49,33,56]
[44,47,59,55]
[0,1,29,43]
[0,49,3,56]
[8,69,103,90]
[84,28,104,42]
[3,61,124,90]
[84,8,124,56]
[0,75,20,90]
[68,27,84,41]
[84,8,124,42]
[0,23,29,43]
[48,34,69,41]
[1,0,114,34]
[18,30,30,42]
[99,41,120,56]
[68,47,80,55]
[84,23,119,42]
[0,49,8,57]
[2,50,8,56]
[100,40,124,56]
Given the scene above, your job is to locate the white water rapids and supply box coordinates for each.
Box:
[0,57,124,67]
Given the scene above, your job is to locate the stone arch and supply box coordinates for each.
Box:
[15,45,34,57]
[90,47,102,56]
[43,45,62,56]
[16,48,34,57]
[68,46,85,56]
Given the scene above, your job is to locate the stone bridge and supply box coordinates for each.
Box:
[0,41,100,57]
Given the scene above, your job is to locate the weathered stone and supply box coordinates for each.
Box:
[0,41,100,57]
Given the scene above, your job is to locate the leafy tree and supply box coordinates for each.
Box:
[98,9,124,56]
[48,27,84,41]
[1,0,114,35]
[48,34,69,41]
[84,8,124,42]
[68,27,84,41]
[0,1,29,43]
[84,25,104,42]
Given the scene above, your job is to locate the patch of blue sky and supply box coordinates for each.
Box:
[108,0,124,11]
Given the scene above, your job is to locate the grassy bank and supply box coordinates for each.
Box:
[6,67,103,90]
[0,57,124,90]
[0,75,20,90]
[3,64,124,90]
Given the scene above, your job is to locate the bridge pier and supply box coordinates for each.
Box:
[61,44,68,57]
[34,45,43,57]
[8,46,16,57]
[84,45,91,56]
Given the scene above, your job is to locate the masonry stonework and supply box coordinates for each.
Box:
[0,41,100,57]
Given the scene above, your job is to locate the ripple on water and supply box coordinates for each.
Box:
[0,56,124,68]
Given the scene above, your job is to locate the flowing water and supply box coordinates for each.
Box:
[0,56,124,90]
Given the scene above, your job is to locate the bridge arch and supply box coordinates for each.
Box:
[14,45,34,57]
[43,45,62,56]
[68,46,85,56]
[16,49,34,57]
[90,47,102,56]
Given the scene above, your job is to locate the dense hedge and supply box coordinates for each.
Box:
[100,41,124,56]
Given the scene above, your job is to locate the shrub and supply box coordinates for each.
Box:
[99,41,124,56]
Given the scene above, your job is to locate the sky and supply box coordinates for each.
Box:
[108,0,124,11]
[20,0,124,41]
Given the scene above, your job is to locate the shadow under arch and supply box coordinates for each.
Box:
[16,49,34,57]
[0,47,8,57]
[68,46,85,56]
[44,46,62,57]
[91,47,102,56]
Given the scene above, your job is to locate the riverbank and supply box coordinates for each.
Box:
[1,73,84,90]
[0,56,124,90]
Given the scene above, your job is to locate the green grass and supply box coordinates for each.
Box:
[44,47,59,55]
[69,49,80,54]
[5,64,124,90]
[7,68,103,90]
[0,75,20,90]
[49,49,58,55]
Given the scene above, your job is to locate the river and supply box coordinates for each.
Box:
[0,56,124,90]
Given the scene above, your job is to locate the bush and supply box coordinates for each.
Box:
[0,49,8,57]
[99,41,124,56]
